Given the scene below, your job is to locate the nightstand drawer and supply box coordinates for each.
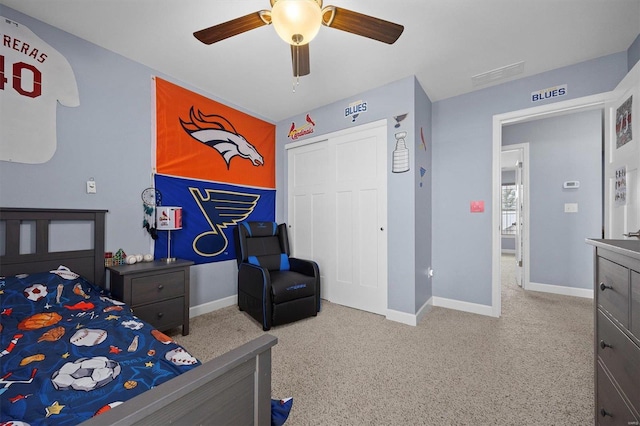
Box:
[133,297,185,331]
[107,259,193,336]
[597,310,640,406]
[597,257,629,327]
[131,271,185,305]
[596,362,638,425]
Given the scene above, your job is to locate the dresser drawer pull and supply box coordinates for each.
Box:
[599,282,613,291]
[157,312,164,318]
[599,340,613,350]
[599,408,613,418]
[157,284,164,290]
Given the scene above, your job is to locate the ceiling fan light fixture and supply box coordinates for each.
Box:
[271,0,322,45]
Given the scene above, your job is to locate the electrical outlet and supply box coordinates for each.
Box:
[86,180,96,194]
[564,203,578,213]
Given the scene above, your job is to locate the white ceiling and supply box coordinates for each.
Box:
[2,0,639,122]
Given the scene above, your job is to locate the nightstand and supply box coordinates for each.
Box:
[107,259,194,336]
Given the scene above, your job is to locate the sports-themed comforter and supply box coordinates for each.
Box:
[0,266,201,425]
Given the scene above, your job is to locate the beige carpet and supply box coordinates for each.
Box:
[171,255,593,425]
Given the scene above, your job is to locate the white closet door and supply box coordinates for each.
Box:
[287,121,387,315]
[287,140,330,297]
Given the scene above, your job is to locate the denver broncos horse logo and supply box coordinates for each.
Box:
[180,107,264,169]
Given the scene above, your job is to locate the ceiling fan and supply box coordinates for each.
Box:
[193,0,404,78]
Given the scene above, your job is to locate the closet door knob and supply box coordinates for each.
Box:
[599,340,612,350]
[599,282,612,291]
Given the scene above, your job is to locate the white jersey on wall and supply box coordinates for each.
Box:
[1,16,79,164]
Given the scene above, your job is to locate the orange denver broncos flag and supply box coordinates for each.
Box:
[155,77,275,189]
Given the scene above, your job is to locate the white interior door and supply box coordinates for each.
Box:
[605,62,640,238]
[287,121,388,315]
[501,144,529,289]
[287,140,330,298]
[514,159,524,287]
[330,125,387,315]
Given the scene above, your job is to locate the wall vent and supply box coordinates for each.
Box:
[471,61,525,87]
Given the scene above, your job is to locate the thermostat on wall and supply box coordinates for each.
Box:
[563,181,580,189]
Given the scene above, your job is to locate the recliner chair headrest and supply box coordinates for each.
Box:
[241,221,278,237]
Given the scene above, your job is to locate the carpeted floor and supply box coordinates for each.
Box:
[170,254,594,425]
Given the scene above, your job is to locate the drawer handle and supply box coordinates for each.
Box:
[599,408,612,418]
[599,282,613,291]
[599,340,613,350]
[157,312,164,318]
[157,284,164,290]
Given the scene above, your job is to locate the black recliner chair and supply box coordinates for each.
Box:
[234,221,320,331]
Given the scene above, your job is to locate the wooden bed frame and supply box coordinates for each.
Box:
[0,207,277,425]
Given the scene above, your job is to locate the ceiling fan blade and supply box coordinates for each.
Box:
[322,6,404,44]
[194,11,271,45]
[291,44,310,77]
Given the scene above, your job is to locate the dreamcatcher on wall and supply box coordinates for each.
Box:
[142,187,162,240]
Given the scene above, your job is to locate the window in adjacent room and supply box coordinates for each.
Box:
[501,184,517,235]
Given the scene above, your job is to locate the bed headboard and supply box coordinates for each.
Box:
[0,208,108,286]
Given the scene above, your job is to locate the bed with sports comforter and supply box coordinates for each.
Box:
[0,208,278,426]
[0,266,200,425]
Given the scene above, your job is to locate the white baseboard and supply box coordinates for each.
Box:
[527,282,593,299]
[432,296,496,317]
[386,297,433,326]
[189,295,237,318]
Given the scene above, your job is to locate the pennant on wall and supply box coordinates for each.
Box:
[155,77,275,189]
[154,174,275,264]
[1,16,79,164]
[154,77,276,264]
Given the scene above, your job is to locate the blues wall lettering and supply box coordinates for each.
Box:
[345,100,368,122]
[531,84,567,103]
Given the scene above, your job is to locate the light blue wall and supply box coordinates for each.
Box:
[503,110,602,289]
[414,81,433,311]
[0,6,273,307]
[502,237,516,252]
[432,53,628,306]
[276,76,431,315]
[629,33,640,70]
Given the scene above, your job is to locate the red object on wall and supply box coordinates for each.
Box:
[470,201,484,213]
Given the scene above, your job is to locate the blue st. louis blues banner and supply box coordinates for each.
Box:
[154,174,275,264]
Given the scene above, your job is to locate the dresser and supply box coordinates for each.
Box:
[107,259,193,336]
[587,239,640,425]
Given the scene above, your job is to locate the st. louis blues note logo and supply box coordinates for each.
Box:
[190,187,259,257]
[180,107,264,168]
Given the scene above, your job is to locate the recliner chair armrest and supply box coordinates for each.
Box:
[289,257,319,277]
[238,262,271,299]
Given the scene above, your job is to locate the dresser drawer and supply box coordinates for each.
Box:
[131,271,185,306]
[597,310,640,408]
[632,271,640,340]
[133,297,185,331]
[596,362,638,425]
[597,257,629,327]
